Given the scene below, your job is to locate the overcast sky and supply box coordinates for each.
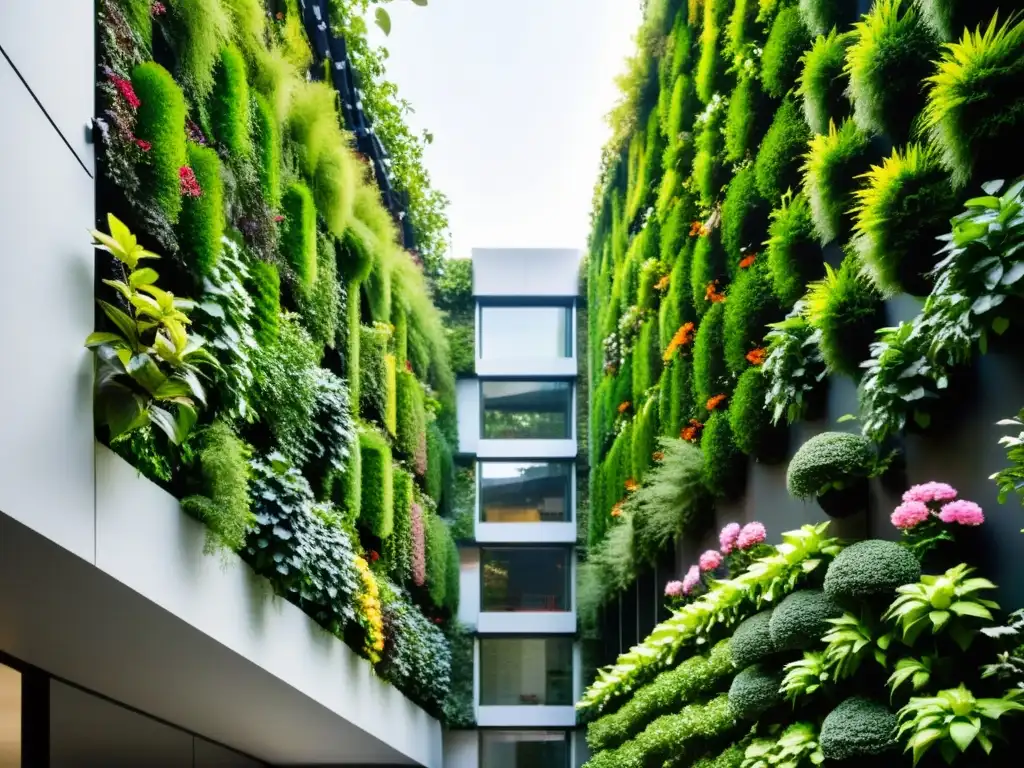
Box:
[369,0,643,262]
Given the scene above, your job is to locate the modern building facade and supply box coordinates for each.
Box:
[445,249,586,768]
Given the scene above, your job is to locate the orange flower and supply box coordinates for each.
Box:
[618,401,631,414]
[681,419,704,443]
[689,220,703,237]
[739,252,757,269]
[705,281,726,303]
[611,502,624,518]
[746,347,767,366]
[625,478,638,492]
[654,274,671,292]
[662,322,697,362]
[652,451,665,462]
[706,393,728,411]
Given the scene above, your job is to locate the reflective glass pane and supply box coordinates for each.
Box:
[481,548,570,612]
[480,462,571,522]
[479,638,574,705]
[480,730,569,768]
[481,381,572,439]
[480,306,571,360]
[0,663,20,768]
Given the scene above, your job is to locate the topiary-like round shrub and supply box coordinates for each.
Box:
[765,192,822,306]
[730,608,776,669]
[730,367,787,462]
[798,29,853,135]
[728,663,785,720]
[724,256,784,375]
[823,540,921,602]
[209,44,252,159]
[787,431,875,499]
[131,62,188,223]
[762,6,812,98]
[702,411,747,500]
[721,166,770,276]
[819,697,898,760]
[755,98,811,202]
[799,0,858,37]
[769,589,841,651]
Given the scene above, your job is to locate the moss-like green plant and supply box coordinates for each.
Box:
[728,664,785,720]
[851,143,958,295]
[178,142,225,276]
[395,370,427,461]
[221,0,268,64]
[701,410,746,498]
[251,93,281,208]
[823,540,921,602]
[730,367,786,461]
[801,119,877,244]
[295,231,340,351]
[131,62,188,223]
[728,0,766,59]
[819,697,898,760]
[765,192,822,306]
[630,400,660,483]
[798,0,858,37]
[167,0,231,99]
[122,0,153,47]
[697,0,734,103]
[731,608,777,669]
[755,98,811,201]
[921,13,1024,186]
[721,166,769,272]
[182,421,253,553]
[248,260,280,347]
[786,431,876,499]
[693,301,729,407]
[769,589,841,651]
[798,30,853,136]
[724,257,783,374]
[387,467,414,585]
[762,6,812,98]
[359,323,393,428]
[690,231,729,318]
[666,73,698,143]
[724,74,772,163]
[280,182,317,288]
[693,96,729,206]
[803,255,881,377]
[209,44,251,159]
[359,429,394,538]
[845,0,940,142]
[662,358,696,437]
[315,141,360,240]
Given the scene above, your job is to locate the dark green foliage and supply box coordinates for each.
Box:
[728,664,785,720]
[729,367,785,461]
[762,6,812,98]
[248,260,280,346]
[819,697,898,760]
[724,258,783,375]
[442,622,474,726]
[633,319,662,403]
[295,230,341,351]
[769,589,841,651]
[182,421,253,553]
[446,321,475,376]
[730,608,777,669]
[178,142,225,276]
[359,323,392,428]
[443,529,460,615]
[801,119,877,244]
[395,370,427,461]
[693,301,729,407]
[659,259,684,351]
[693,99,729,206]
[426,422,452,511]
[721,166,769,273]
[805,255,882,377]
[209,44,251,159]
[630,400,660,483]
[131,62,188,223]
[690,232,728,318]
[305,369,357,485]
[359,429,394,538]
[280,182,317,288]
[798,29,853,134]
[701,411,746,499]
[660,198,689,264]
[799,0,857,37]
[662,358,695,438]
[252,93,281,208]
[823,540,921,602]
[387,469,413,586]
[690,744,745,768]
[724,75,772,163]
[765,192,821,306]
[786,431,875,498]
[754,98,811,201]
[666,73,698,143]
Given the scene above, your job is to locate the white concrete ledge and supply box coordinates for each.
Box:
[476,706,577,729]
[476,612,577,635]
[475,439,577,460]
[475,358,577,378]
[475,522,577,544]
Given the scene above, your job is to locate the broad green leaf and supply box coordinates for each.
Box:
[948,719,979,752]
[949,601,992,620]
[126,353,167,394]
[84,331,125,349]
[375,6,391,34]
[130,267,160,288]
[98,300,140,349]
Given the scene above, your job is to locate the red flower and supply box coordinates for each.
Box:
[706,394,727,411]
[745,347,767,366]
[179,166,202,197]
[273,215,285,222]
[134,138,151,152]
[150,1,166,15]
[109,74,140,109]
[369,550,380,563]
[739,252,757,269]
[681,419,704,443]
[405,359,413,372]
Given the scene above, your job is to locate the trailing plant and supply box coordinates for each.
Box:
[209,43,252,159]
[166,0,232,99]
[801,119,876,244]
[761,6,811,99]
[755,98,811,202]
[797,29,853,135]
[181,420,253,553]
[762,305,827,425]
[819,697,899,761]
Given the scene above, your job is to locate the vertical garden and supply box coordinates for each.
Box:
[93,0,467,719]
[580,0,1024,765]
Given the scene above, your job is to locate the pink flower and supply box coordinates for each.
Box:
[699,550,723,572]
[109,74,140,109]
[737,522,767,550]
[410,503,427,586]
[134,138,151,151]
[682,565,701,595]
[939,500,985,526]
[150,2,167,16]
[664,580,684,597]
[719,523,741,554]
[179,166,202,197]
[903,482,958,504]
[891,500,931,530]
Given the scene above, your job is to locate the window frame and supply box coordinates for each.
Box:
[476,460,575,524]
[476,300,574,362]
[478,546,574,614]
[478,379,575,441]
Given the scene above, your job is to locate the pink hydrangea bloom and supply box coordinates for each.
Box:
[699,549,723,572]
[719,522,741,554]
[682,565,701,595]
[737,522,767,550]
[891,501,931,530]
[903,482,958,504]
[939,500,985,526]
[410,503,427,586]
[664,580,684,597]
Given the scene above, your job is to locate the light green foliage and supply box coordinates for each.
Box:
[762,6,811,98]
[586,639,734,752]
[395,370,427,461]
[765,192,820,306]
[852,143,957,296]
[727,0,765,59]
[280,183,317,288]
[786,431,876,498]
[692,743,745,768]
[729,367,784,460]
[666,73,697,145]
[823,539,921,601]
[721,166,769,272]
[630,399,659,483]
[426,421,452,511]
[425,509,451,609]
[769,589,840,651]
[295,230,341,351]
[359,323,393,428]
[221,0,268,64]
[121,0,153,46]
[693,96,729,206]
[798,0,857,37]
[690,232,729,318]
[780,651,829,702]
[798,30,853,134]
[632,319,661,404]
[762,307,828,425]
[725,75,771,163]
[845,0,940,142]
[755,98,810,201]
[743,722,824,768]
[803,255,881,377]
[178,142,225,276]
[359,429,394,538]
[167,0,231,98]
[724,257,783,375]
[697,0,734,103]
[992,409,1024,512]
[731,608,777,669]
[248,260,280,347]
[819,697,898,761]
[693,301,729,407]
[386,467,413,586]
[728,664,785,720]
[251,93,281,208]
[801,119,876,244]
[182,421,253,553]
[702,411,747,499]
[209,44,251,159]
[922,13,1024,186]
[131,62,188,223]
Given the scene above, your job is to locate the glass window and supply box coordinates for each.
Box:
[0,663,20,768]
[480,730,569,768]
[481,548,571,612]
[480,462,572,523]
[481,381,572,440]
[479,638,574,706]
[480,306,571,360]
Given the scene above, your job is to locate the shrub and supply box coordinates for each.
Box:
[728,664,785,720]
[725,75,772,164]
[721,166,769,272]
[769,589,841,651]
[762,6,812,98]
[799,0,858,37]
[630,399,660,483]
[723,256,783,375]
[693,96,729,206]
[426,422,452,510]
[690,744,745,768]
[252,93,281,208]
[693,301,729,407]
[662,358,696,437]
[280,182,317,288]
[765,192,821,306]
[786,431,876,498]
[443,527,460,615]
[295,230,342,351]
[702,412,747,499]
[755,98,811,201]
[182,421,253,553]
[845,0,940,142]
[209,44,251,159]
[359,429,394,538]
[823,540,922,602]
[305,369,357,484]
[359,323,393,428]
[690,231,729,319]
[921,13,1024,186]
[731,608,777,669]
[696,0,733,103]
[131,62,188,223]
[803,255,882,377]
[248,260,280,346]
[633,319,662,403]
[424,508,450,609]
[178,142,225,276]
[819,697,898,760]
[395,370,427,460]
[730,367,786,461]
[801,119,876,244]
[798,29,853,135]
[167,0,231,98]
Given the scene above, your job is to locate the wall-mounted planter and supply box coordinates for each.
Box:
[816,476,869,519]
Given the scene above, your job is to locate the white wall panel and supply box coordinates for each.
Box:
[442,730,478,768]
[456,378,480,455]
[473,249,581,298]
[458,549,481,628]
